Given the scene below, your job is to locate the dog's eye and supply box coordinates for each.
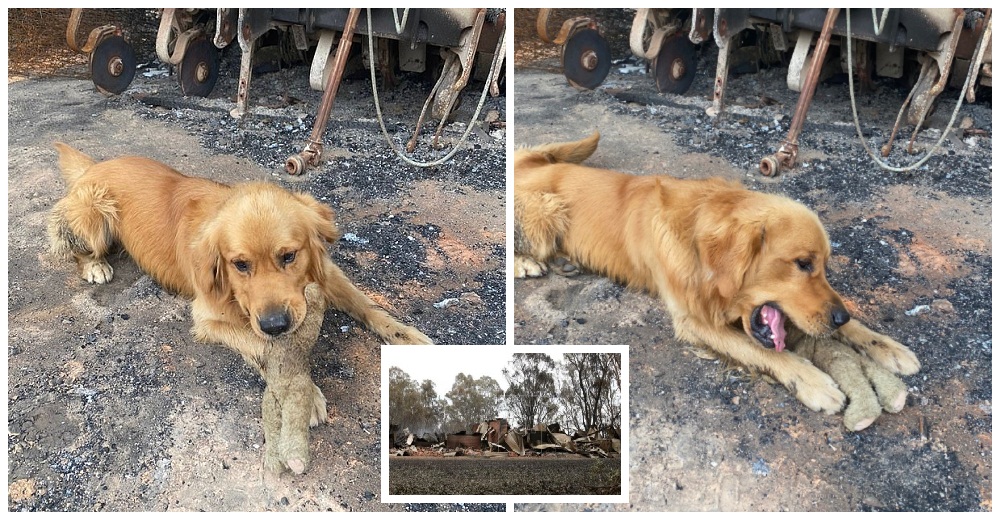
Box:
[281,251,296,266]
[233,260,251,273]
[795,258,814,273]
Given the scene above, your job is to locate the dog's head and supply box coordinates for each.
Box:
[696,192,849,352]
[193,183,338,339]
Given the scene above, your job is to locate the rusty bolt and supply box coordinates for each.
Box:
[195,61,209,83]
[108,56,123,77]
[759,155,778,176]
[671,58,686,80]
[581,50,598,71]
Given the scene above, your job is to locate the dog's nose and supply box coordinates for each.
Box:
[831,307,851,328]
[259,310,291,336]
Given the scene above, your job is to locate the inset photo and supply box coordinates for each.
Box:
[381,345,628,503]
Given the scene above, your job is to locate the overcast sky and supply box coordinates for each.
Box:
[384,345,514,395]
[382,345,627,397]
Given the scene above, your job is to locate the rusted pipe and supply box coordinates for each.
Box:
[286,8,361,175]
[759,8,840,176]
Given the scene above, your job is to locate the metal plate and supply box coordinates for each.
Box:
[177,36,219,97]
[561,28,611,90]
[89,35,136,95]
[653,33,696,95]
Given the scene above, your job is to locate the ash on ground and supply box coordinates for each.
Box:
[513,8,991,513]
[8,22,505,512]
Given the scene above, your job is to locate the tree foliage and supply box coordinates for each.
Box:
[387,366,443,435]
[560,353,621,434]
[443,373,504,432]
[503,353,560,428]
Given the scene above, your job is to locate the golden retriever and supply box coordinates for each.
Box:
[514,132,920,413]
[48,143,432,423]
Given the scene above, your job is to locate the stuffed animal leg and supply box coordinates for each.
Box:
[262,283,327,475]
[790,334,908,431]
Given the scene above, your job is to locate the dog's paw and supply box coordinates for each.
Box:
[865,336,921,376]
[548,256,579,277]
[81,259,113,284]
[788,359,846,414]
[309,383,328,427]
[514,256,547,278]
[385,324,433,345]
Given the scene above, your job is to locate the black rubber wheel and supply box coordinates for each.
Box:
[653,33,696,95]
[177,36,220,97]
[89,35,136,95]
[561,28,612,90]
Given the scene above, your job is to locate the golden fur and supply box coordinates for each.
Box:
[514,132,920,413]
[49,143,432,423]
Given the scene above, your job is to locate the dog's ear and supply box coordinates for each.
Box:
[695,210,765,301]
[294,192,341,283]
[191,220,230,302]
[294,192,340,243]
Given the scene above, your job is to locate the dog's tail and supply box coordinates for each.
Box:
[523,131,600,165]
[53,142,96,184]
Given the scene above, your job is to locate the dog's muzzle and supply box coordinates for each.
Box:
[258,309,292,336]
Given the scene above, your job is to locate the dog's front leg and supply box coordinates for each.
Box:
[319,260,433,345]
[833,319,920,375]
[674,315,846,414]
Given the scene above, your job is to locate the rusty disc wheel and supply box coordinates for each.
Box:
[177,36,219,97]
[89,35,136,95]
[561,28,612,90]
[653,33,696,95]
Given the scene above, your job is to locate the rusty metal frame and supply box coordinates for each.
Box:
[285,8,361,175]
[156,9,205,66]
[759,8,841,176]
[65,8,119,55]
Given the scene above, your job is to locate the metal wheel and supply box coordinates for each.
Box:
[653,33,696,95]
[177,36,219,97]
[89,35,136,95]
[561,28,611,90]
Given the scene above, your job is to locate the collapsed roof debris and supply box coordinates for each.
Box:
[389,420,621,458]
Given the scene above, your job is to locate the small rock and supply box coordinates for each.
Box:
[433,297,460,309]
[459,292,482,306]
[931,299,954,314]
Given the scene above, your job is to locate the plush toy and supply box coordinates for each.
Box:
[788,328,908,432]
[261,283,328,475]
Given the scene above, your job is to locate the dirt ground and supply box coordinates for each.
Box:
[512,9,992,512]
[389,456,622,496]
[7,10,504,512]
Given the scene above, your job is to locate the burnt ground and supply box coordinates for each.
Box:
[389,456,622,496]
[512,8,992,512]
[7,11,504,512]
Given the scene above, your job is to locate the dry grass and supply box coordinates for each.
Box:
[8,8,157,79]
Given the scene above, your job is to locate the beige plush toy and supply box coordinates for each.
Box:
[261,283,328,475]
[788,328,909,431]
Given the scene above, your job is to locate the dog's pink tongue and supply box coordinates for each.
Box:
[762,305,787,352]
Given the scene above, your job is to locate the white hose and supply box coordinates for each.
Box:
[845,8,989,172]
[367,7,506,168]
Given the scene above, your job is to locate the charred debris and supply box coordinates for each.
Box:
[389,420,621,459]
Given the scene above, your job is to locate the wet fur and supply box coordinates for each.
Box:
[514,133,920,413]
